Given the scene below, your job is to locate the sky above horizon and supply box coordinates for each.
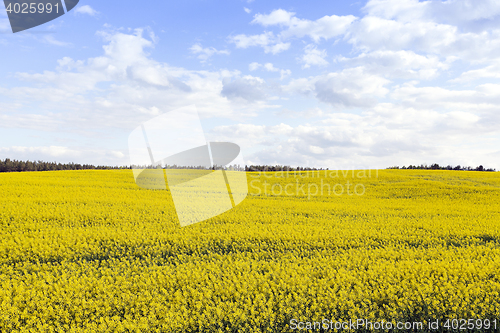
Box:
[1,0,500,170]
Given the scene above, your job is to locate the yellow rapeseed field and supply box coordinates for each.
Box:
[0,169,499,332]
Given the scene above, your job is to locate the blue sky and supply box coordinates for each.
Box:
[1,0,500,169]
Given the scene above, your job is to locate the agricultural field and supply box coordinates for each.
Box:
[0,169,500,332]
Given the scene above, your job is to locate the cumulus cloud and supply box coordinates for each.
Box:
[210,98,500,169]
[229,9,355,55]
[190,43,230,63]
[347,16,458,53]
[263,63,279,72]
[221,75,268,102]
[300,44,328,68]
[364,0,500,25]
[249,62,261,71]
[339,50,453,80]
[229,31,290,54]
[210,116,424,169]
[252,9,296,26]
[348,1,500,63]
[229,31,274,49]
[314,69,389,108]
[248,62,291,79]
[390,82,500,112]
[265,42,291,54]
[252,9,357,42]
[0,28,278,147]
[74,5,98,16]
[450,61,500,82]
[279,69,292,80]
[284,67,390,108]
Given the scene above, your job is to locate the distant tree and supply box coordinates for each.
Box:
[5,159,13,172]
[0,159,131,173]
[387,163,495,172]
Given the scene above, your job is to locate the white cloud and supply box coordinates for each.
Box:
[364,0,500,25]
[252,9,296,26]
[249,62,261,71]
[221,75,268,102]
[390,82,500,112]
[138,106,161,115]
[450,61,500,82]
[230,9,355,58]
[211,118,418,168]
[247,62,291,80]
[0,28,279,147]
[300,44,328,68]
[283,77,315,96]
[349,1,500,63]
[230,31,275,48]
[42,35,72,47]
[231,9,355,55]
[284,67,390,108]
[244,7,252,14]
[249,62,279,72]
[252,9,357,42]
[347,16,458,53]
[339,50,452,80]
[280,69,291,80]
[0,146,129,165]
[314,68,389,108]
[0,112,63,131]
[265,42,291,54]
[211,99,500,169]
[232,3,500,71]
[189,43,230,63]
[362,0,428,23]
[229,32,290,54]
[74,5,98,16]
[263,63,279,72]
[276,107,325,118]
[0,146,79,157]
[57,57,85,71]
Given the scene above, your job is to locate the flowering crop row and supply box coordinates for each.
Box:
[0,170,499,332]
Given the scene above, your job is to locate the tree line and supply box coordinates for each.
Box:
[0,159,496,173]
[132,164,246,171]
[387,163,496,172]
[245,165,328,172]
[0,159,247,173]
[0,159,129,173]
[0,161,331,173]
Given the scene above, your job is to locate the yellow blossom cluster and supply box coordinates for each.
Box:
[0,169,499,332]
